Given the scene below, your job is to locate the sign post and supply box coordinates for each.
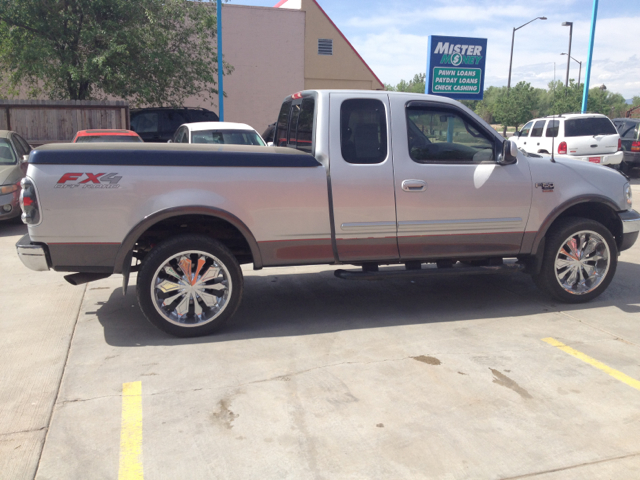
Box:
[426,35,487,101]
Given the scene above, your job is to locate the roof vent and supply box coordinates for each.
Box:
[318,39,333,56]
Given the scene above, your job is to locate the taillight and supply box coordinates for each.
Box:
[632,141,640,152]
[618,138,622,151]
[558,141,567,155]
[19,177,40,225]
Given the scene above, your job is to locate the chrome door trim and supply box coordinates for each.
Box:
[398,217,523,233]
[340,221,397,232]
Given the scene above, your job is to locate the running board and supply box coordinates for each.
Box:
[334,262,525,281]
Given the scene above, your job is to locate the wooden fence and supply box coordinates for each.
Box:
[0,100,130,146]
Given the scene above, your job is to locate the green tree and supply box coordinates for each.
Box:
[386,73,426,93]
[0,0,232,106]
[492,81,537,131]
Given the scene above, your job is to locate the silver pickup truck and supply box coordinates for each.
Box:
[16,90,640,337]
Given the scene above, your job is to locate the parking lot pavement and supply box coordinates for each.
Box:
[1,221,639,479]
[0,223,87,480]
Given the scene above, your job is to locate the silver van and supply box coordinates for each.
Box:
[0,130,31,222]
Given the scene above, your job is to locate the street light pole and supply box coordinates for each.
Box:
[562,22,573,87]
[217,0,224,121]
[504,16,547,135]
[561,53,582,86]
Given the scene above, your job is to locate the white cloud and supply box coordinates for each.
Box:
[350,14,640,98]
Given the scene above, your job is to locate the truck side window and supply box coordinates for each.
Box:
[340,99,387,164]
[520,121,533,137]
[406,106,494,164]
[275,100,292,147]
[531,120,546,137]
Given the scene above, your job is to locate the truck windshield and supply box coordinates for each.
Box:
[564,118,617,137]
[0,139,16,164]
[191,130,265,146]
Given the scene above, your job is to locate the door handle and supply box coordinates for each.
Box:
[402,179,426,192]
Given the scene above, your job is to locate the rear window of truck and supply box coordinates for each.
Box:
[274,96,315,154]
[564,118,617,137]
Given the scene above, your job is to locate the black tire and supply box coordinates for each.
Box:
[532,217,617,303]
[137,234,243,337]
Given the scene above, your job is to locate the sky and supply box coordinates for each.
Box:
[230,0,640,100]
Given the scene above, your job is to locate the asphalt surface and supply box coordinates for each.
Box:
[1,179,639,479]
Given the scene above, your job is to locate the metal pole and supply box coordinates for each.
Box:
[582,0,598,113]
[504,28,516,136]
[564,23,573,87]
[578,61,582,86]
[217,0,224,121]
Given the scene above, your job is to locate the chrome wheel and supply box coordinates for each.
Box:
[150,250,232,327]
[554,230,610,295]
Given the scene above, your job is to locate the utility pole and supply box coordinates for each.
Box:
[562,22,573,87]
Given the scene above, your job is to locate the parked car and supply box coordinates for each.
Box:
[72,129,142,143]
[514,113,623,168]
[612,118,640,175]
[262,122,275,146]
[16,90,640,338]
[0,130,31,222]
[130,107,220,143]
[170,122,266,146]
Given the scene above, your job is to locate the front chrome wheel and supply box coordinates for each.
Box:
[151,250,232,327]
[553,230,611,295]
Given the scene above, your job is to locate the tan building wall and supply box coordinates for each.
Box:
[277,0,384,91]
[183,4,306,133]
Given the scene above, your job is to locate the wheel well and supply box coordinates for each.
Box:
[134,214,254,266]
[554,202,623,248]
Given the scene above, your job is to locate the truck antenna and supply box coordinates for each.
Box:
[550,113,556,163]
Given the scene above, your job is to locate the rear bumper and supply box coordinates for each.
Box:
[16,234,50,271]
[566,151,624,165]
[619,210,640,252]
[622,151,640,165]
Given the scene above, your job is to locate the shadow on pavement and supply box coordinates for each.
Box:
[93,260,640,348]
[0,221,26,238]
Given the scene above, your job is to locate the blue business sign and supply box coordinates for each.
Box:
[426,35,487,100]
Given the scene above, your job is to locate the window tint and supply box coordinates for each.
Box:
[188,110,219,122]
[531,120,546,137]
[294,98,314,153]
[163,111,187,134]
[406,106,494,164]
[288,104,301,146]
[520,121,534,137]
[0,139,16,164]
[619,123,639,139]
[340,99,387,164]
[11,135,26,157]
[545,120,559,138]
[191,130,265,146]
[275,100,292,147]
[131,112,159,133]
[564,117,617,137]
[15,135,31,155]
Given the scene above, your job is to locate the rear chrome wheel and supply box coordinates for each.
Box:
[137,235,243,337]
[151,250,232,327]
[533,217,617,303]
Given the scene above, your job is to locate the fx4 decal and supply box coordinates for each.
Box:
[55,173,122,189]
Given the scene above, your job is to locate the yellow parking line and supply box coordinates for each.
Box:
[119,381,143,480]
[542,337,640,391]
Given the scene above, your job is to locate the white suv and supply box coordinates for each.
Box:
[514,113,623,167]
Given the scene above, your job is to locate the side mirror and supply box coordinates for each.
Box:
[498,140,518,165]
